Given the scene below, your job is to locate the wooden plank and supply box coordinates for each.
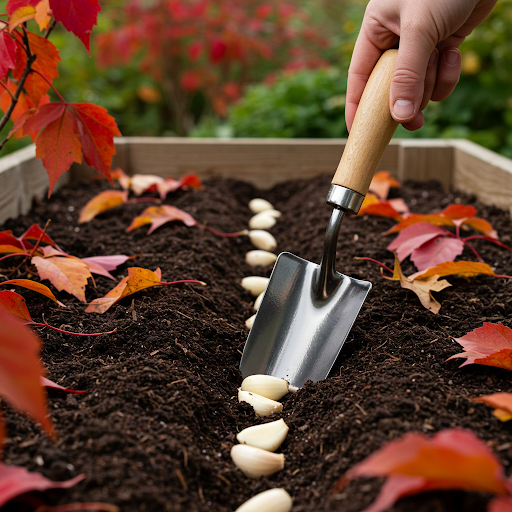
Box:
[452,139,512,214]
[396,139,453,187]
[74,137,400,188]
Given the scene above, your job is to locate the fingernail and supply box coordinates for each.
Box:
[393,99,414,120]
[428,49,438,67]
[445,49,459,66]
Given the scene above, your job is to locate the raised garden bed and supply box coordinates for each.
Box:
[1,138,512,512]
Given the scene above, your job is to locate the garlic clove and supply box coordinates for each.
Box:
[235,488,292,512]
[265,209,282,218]
[246,250,277,267]
[249,212,277,230]
[248,230,277,251]
[241,276,269,296]
[249,198,274,214]
[230,444,284,479]
[238,389,282,417]
[237,418,289,452]
[253,291,264,311]
[241,375,289,401]
[245,314,256,329]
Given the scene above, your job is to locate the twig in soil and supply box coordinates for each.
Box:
[353,403,368,416]
[36,504,119,512]
[383,352,400,361]
[167,378,188,386]
[216,473,231,486]
[175,469,188,492]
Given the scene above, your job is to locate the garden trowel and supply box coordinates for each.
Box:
[240,50,400,389]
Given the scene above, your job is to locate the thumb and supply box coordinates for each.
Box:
[390,34,434,123]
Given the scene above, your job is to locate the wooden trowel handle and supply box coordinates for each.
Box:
[332,49,399,196]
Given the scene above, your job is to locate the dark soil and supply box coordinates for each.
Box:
[2,172,512,512]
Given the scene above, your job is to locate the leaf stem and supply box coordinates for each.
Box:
[160,280,206,286]
[35,502,119,512]
[31,68,67,103]
[30,321,118,337]
[461,239,484,262]
[28,219,51,258]
[354,256,394,275]
[202,225,247,237]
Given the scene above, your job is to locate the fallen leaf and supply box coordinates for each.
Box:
[78,190,128,223]
[41,376,85,394]
[448,323,512,370]
[410,261,505,281]
[126,205,197,235]
[81,254,131,280]
[368,170,401,200]
[0,461,83,508]
[32,255,92,302]
[0,308,54,442]
[49,0,101,53]
[111,167,131,190]
[156,173,203,200]
[473,393,512,422]
[388,223,448,262]
[0,290,31,321]
[358,193,403,219]
[330,429,510,512]
[0,279,63,305]
[410,236,465,272]
[21,223,60,249]
[130,174,164,196]
[0,230,28,254]
[383,253,451,314]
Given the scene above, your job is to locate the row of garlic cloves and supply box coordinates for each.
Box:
[242,198,282,329]
[232,375,293,511]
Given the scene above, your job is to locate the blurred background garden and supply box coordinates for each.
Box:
[2,0,512,157]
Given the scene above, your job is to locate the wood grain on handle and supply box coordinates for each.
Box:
[332,50,399,196]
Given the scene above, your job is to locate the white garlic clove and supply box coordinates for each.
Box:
[245,314,256,329]
[237,418,289,452]
[238,389,282,417]
[246,250,277,267]
[249,212,277,230]
[241,276,269,296]
[235,488,292,512]
[248,230,277,251]
[241,375,289,401]
[265,209,282,218]
[230,444,285,479]
[253,291,265,311]
[249,198,274,214]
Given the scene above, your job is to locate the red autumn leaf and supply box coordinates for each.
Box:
[14,32,60,106]
[410,236,465,272]
[388,222,448,261]
[0,308,54,441]
[0,230,28,254]
[368,170,401,200]
[0,79,33,123]
[382,253,451,314]
[70,102,121,181]
[41,376,85,394]
[86,267,205,314]
[6,0,39,14]
[358,193,403,219]
[78,190,128,223]
[156,173,203,200]
[0,32,16,80]
[331,429,511,512]
[24,103,82,195]
[409,261,509,281]
[127,205,197,235]
[49,0,101,53]
[81,254,132,280]
[448,323,512,370]
[0,462,84,508]
[0,279,64,305]
[32,255,92,302]
[0,290,31,321]
[21,223,60,249]
[473,393,512,422]
[129,174,164,196]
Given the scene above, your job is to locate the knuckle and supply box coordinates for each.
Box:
[392,68,424,86]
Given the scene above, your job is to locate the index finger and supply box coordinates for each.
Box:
[346,33,390,132]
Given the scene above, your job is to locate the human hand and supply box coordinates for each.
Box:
[345,0,497,132]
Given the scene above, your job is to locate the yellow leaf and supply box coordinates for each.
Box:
[35,0,52,31]
[9,6,37,32]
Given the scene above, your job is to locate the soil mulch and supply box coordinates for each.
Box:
[2,172,512,512]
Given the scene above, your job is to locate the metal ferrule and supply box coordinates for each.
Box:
[326,184,365,215]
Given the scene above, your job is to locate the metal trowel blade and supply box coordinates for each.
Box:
[240,251,371,389]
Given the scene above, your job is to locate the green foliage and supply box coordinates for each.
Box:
[192,68,349,138]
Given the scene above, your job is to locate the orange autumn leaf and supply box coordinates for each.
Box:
[410,261,510,281]
[78,190,129,223]
[32,255,92,302]
[156,173,203,200]
[473,393,512,422]
[0,290,32,321]
[358,193,403,219]
[0,308,54,442]
[382,253,451,314]
[386,204,497,238]
[8,6,37,32]
[448,323,512,371]
[127,205,197,235]
[331,429,510,512]
[0,279,63,305]
[86,267,205,314]
[368,170,401,200]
